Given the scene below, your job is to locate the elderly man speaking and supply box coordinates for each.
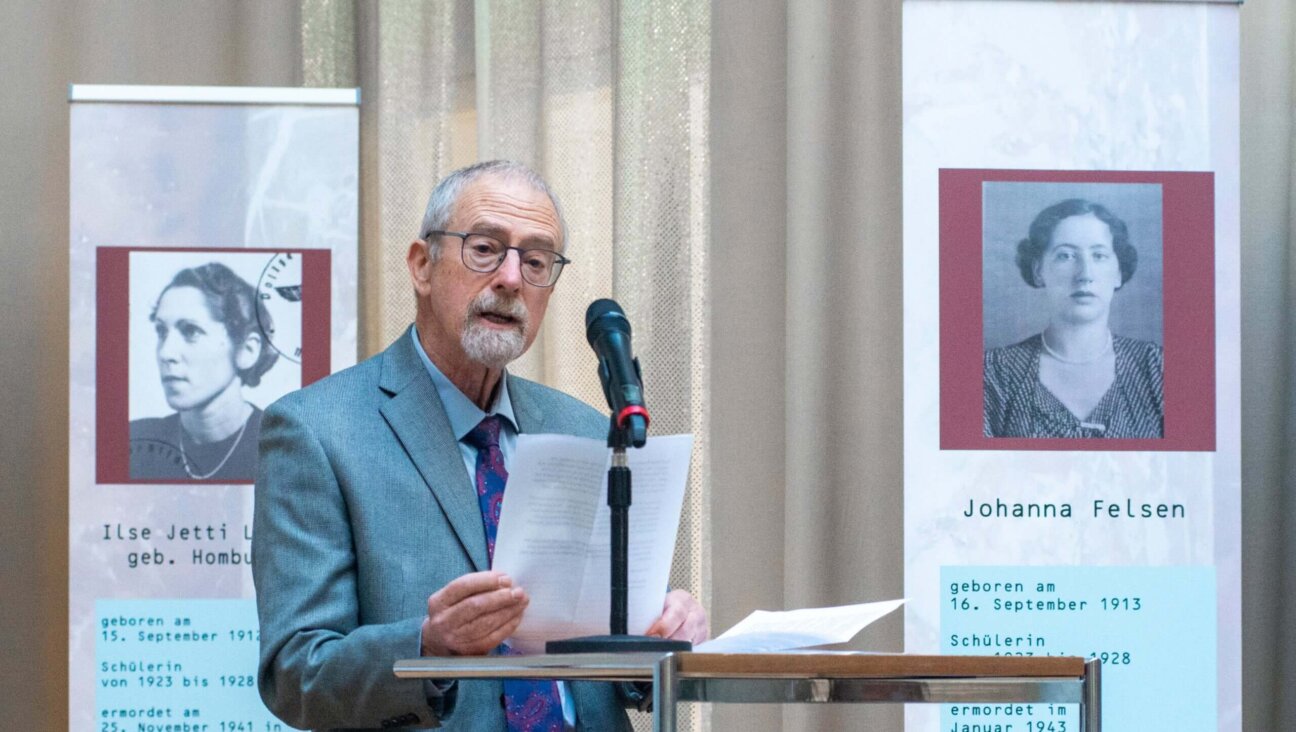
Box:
[252,160,707,731]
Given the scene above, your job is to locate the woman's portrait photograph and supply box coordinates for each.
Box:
[127,251,301,482]
[981,181,1164,440]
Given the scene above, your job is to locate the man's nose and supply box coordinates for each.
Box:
[493,249,525,290]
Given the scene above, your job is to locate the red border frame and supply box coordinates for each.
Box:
[938,169,1215,452]
[96,246,333,484]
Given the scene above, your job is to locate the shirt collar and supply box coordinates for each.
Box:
[409,326,517,441]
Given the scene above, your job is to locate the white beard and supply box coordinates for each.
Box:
[461,290,530,368]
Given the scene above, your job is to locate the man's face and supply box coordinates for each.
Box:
[419,174,561,370]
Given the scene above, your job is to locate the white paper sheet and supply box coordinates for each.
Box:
[695,599,906,654]
[492,433,694,652]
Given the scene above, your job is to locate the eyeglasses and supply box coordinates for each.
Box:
[426,230,571,288]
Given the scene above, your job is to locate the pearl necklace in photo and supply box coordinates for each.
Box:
[1041,331,1113,365]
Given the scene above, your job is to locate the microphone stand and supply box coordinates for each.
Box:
[545,412,691,654]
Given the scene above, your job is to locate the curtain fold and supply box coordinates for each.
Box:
[1239,1,1296,730]
[708,2,789,728]
[782,1,905,729]
[711,1,905,728]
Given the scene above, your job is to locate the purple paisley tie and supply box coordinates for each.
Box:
[464,416,566,732]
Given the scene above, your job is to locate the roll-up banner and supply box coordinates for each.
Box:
[902,2,1240,731]
[69,85,359,730]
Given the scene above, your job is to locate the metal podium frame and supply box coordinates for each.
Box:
[394,652,1101,731]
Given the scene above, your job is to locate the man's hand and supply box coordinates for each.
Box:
[420,571,528,656]
[644,589,708,645]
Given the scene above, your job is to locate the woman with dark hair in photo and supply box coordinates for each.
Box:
[129,262,279,480]
[984,199,1164,439]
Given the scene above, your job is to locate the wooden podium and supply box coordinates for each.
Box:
[395,652,1101,731]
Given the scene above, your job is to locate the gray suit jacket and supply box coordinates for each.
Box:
[252,331,631,731]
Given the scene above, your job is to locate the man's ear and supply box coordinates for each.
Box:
[408,239,435,296]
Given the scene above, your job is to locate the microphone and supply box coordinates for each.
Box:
[585,299,649,445]
[548,300,689,653]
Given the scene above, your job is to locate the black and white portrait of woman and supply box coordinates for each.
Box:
[983,186,1164,439]
[128,254,298,481]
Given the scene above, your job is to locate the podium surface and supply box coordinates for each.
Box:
[395,652,1101,731]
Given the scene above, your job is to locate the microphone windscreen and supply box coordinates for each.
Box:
[585,298,630,341]
[585,298,621,328]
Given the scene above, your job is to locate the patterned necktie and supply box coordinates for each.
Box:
[464,416,566,732]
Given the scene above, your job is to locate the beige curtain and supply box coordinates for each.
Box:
[710,2,905,729]
[1239,0,1296,728]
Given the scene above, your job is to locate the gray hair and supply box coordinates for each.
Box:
[418,160,568,260]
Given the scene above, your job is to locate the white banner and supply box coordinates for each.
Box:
[902,3,1239,731]
[69,86,358,730]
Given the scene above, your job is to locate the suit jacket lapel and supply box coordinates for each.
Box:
[378,334,489,572]
[509,378,545,435]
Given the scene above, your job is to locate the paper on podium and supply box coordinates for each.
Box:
[694,599,906,653]
[491,433,693,653]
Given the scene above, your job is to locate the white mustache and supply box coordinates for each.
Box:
[468,291,529,328]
